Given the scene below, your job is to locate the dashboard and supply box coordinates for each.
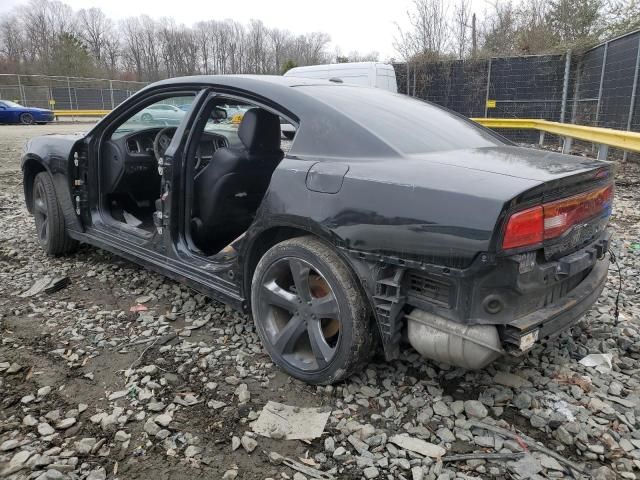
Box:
[102,127,238,196]
[124,129,230,158]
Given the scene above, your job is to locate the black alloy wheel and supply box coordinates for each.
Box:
[32,172,78,255]
[251,236,373,384]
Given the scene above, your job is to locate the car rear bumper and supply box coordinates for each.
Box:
[501,250,610,353]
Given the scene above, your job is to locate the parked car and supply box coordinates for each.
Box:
[136,103,186,124]
[280,117,296,140]
[284,61,398,92]
[21,75,613,385]
[0,100,55,125]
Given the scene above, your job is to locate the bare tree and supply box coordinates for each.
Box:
[453,0,471,59]
[76,8,112,63]
[394,0,450,60]
[268,28,288,74]
[0,14,24,67]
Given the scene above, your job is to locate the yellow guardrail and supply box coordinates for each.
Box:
[54,110,111,117]
[472,118,640,155]
[49,111,637,157]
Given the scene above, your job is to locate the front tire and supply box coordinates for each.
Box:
[32,172,78,255]
[251,236,373,384]
[20,113,34,125]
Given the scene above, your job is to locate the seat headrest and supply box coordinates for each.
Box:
[238,108,281,153]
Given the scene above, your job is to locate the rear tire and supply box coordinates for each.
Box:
[251,236,373,384]
[20,113,34,125]
[32,172,78,255]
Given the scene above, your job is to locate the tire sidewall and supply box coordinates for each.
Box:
[32,171,77,256]
[251,240,360,384]
[33,174,52,250]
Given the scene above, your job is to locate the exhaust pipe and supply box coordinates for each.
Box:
[406,309,503,369]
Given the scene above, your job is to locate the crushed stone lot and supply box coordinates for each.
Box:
[1,123,640,480]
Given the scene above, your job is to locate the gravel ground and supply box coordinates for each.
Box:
[1,123,639,480]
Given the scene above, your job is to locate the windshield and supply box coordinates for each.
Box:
[304,85,506,155]
[112,95,195,138]
[1,100,23,108]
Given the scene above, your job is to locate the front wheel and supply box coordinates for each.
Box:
[32,172,78,255]
[251,236,373,384]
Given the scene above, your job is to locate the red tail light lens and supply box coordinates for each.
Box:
[542,184,613,239]
[502,206,544,250]
[501,184,613,250]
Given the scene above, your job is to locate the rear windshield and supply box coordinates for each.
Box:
[303,85,506,154]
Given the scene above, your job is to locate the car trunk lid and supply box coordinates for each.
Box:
[411,145,607,182]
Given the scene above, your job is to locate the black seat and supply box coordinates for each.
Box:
[191,108,284,254]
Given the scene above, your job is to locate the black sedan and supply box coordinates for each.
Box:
[21,75,613,384]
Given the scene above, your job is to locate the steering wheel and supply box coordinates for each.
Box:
[153,127,177,160]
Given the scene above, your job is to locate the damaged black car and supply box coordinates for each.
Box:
[22,75,614,384]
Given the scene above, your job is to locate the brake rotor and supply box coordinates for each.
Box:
[309,274,340,338]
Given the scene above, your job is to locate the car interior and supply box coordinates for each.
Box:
[187,98,285,257]
[99,95,234,231]
[99,94,287,260]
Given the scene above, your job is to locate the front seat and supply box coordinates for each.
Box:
[191,108,284,255]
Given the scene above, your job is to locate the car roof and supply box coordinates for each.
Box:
[120,74,503,160]
[151,74,336,89]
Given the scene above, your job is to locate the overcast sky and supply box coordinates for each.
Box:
[0,0,496,60]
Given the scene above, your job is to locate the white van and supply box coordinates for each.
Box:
[284,62,398,93]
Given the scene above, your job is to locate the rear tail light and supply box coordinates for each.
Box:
[502,206,543,250]
[501,184,613,250]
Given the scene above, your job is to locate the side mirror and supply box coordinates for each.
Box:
[211,107,227,121]
[0,106,6,110]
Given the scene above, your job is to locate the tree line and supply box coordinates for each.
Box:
[0,0,379,81]
[2,0,640,81]
[395,0,640,62]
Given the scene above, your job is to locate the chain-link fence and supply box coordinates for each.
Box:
[395,29,640,155]
[0,74,147,110]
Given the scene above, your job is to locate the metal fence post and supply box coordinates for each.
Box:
[412,66,417,97]
[484,58,492,118]
[66,76,75,121]
[623,33,640,162]
[110,80,115,109]
[16,74,25,105]
[595,42,608,127]
[571,59,582,124]
[560,50,571,123]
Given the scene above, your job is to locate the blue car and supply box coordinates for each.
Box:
[0,100,55,125]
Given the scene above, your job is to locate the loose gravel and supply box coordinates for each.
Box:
[1,123,639,480]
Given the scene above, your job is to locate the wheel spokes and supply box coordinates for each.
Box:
[311,292,339,318]
[308,320,335,368]
[262,280,299,313]
[273,314,307,355]
[34,198,47,215]
[38,219,47,240]
[289,259,312,302]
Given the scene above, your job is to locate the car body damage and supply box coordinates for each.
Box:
[21,75,614,383]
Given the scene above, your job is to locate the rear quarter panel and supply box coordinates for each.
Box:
[250,157,540,269]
